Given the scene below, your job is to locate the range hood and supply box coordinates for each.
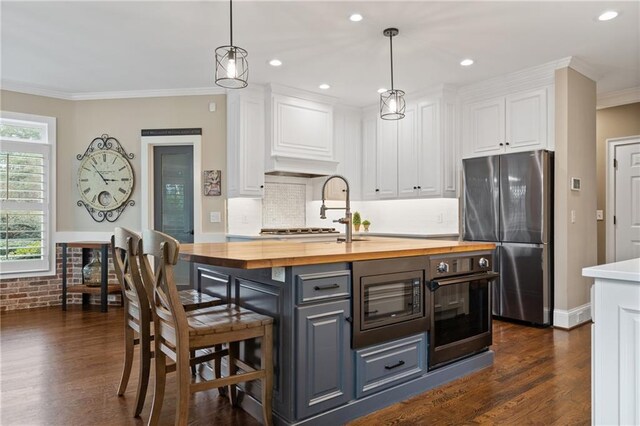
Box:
[265,155,338,178]
[265,84,339,178]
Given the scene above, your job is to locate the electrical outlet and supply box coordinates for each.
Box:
[209,211,221,223]
[596,210,604,221]
[571,210,576,224]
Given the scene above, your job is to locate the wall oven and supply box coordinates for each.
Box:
[428,252,498,370]
[352,256,429,349]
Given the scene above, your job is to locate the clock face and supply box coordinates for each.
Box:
[77,150,134,211]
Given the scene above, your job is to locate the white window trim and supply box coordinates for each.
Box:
[0,111,56,279]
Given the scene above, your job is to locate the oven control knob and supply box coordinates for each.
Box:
[478,258,490,268]
[437,262,449,273]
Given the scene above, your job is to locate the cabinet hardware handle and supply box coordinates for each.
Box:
[345,316,353,323]
[375,188,380,192]
[417,186,421,189]
[384,360,405,370]
[413,186,417,190]
[505,142,510,145]
[314,283,340,291]
[499,143,504,146]
[365,310,379,315]
[260,185,264,189]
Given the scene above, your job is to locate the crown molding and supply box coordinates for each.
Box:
[457,57,566,101]
[1,80,74,100]
[1,80,226,101]
[597,86,640,110]
[564,56,601,82]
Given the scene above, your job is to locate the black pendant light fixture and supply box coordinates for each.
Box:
[380,28,405,120]
[215,0,248,89]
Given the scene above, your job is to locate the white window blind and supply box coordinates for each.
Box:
[0,113,56,277]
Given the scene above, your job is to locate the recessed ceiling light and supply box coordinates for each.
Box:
[269,59,282,67]
[319,83,331,90]
[598,10,618,21]
[460,59,474,66]
[377,88,387,94]
[349,13,363,22]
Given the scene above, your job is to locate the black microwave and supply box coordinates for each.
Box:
[352,256,430,349]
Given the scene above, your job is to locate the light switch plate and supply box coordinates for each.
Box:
[571,210,576,223]
[596,210,604,221]
[209,211,221,223]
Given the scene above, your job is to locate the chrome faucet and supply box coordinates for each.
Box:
[320,175,352,243]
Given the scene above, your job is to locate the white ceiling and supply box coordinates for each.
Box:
[1,1,638,106]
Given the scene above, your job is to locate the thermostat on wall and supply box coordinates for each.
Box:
[571,177,581,191]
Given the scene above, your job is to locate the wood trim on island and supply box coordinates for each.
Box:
[178,237,495,269]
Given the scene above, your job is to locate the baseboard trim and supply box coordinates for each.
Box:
[553,303,592,329]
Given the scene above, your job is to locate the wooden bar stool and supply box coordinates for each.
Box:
[111,227,223,418]
[139,229,273,426]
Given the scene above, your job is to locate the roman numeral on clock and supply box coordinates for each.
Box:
[118,187,127,194]
[103,153,107,162]
[91,157,97,165]
[83,187,91,194]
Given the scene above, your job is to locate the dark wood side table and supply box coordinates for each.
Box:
[61,241,120,312]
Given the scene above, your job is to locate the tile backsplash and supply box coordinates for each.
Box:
[262,182,306,228]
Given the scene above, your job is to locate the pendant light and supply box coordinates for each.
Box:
[215,0,248,89]
[380,28,405,120]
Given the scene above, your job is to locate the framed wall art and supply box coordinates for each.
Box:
[203,170,221,196]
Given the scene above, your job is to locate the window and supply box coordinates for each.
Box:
[0,112,56,277]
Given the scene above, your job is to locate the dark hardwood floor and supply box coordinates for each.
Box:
[0,306,590,425]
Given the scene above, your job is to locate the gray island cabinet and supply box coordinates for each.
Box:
[181,238,495,425]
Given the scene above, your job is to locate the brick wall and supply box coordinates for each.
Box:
[0,245,121,312]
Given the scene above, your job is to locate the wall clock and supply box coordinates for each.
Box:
[76,134,135,222]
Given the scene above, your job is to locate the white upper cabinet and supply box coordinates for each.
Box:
[506,88,548,151]
[417,100,442,197]
[334,107,362,201]
[361,87,458,200]
[397,105,418,197]
[227,89,265,197]
[376,117,398,198]
[466,97,505,156]
[463,86,552,158]
[265,85,338,176]
[361,113,378,200]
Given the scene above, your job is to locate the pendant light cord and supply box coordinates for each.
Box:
[389,34,394,91]
[229,0,233,46]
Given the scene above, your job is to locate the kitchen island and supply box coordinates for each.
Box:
[583,258,640,426]
[180,237,496,426]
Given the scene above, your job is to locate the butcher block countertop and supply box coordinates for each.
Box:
[179,237,495,269]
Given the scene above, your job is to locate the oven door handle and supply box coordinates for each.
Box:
[429,272,499,290]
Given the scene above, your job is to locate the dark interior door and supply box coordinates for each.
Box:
[153,145,194,290]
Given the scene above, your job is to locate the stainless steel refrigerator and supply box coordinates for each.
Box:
[462,150,553,326]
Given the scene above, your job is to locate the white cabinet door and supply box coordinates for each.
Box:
[227,92,265,197]
[442,101,457,196]
[376,118,398,198]
[271,94,333,160]
[417,100,442,197]
[361,114,378,200]
[506,88,547,152]
[466,97,505,156]
[397,105,418,197]
[335,109,362,201]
